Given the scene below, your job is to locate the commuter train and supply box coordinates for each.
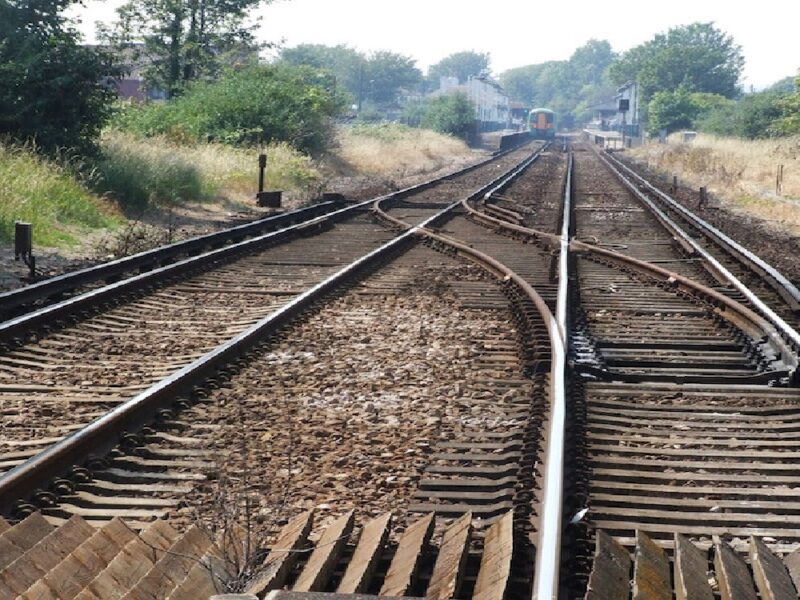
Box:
[528,108,556,139]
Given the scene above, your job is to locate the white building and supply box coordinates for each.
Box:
[433,72,511,129]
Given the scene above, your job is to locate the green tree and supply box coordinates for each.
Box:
[771,76,800,135]
[278,45,420,109]
[0,0,118,155]
[499,64,542,103]
[279,44,363,102]
[428,50,490,84]
[609,22,744,101]
[694,90,791,138]
[768,76,797,94]
[569,39,614,86]
[100,0,270,97]
[363,50,422,105]
[498,39,615,127]
[422,93,475,139]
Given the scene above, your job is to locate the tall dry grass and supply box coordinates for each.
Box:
[97,131,323,211]
[333,123,472,178]
[630,134,800,234]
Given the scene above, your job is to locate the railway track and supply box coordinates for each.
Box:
[2,134,800,600]
[432,138,800,598]
[0,139,565,598]
[0,143,537,491]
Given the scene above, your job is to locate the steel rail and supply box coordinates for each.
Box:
[0,203,458,513]
[0,201,341,318]
[0,144,539,515]
[595,149,800,357]
[434,140,567,599]
[370,142,548,230]
[463,172,798,377]
[603,150,800,312]
[0,145,531,345]
[532,151,571,600]
[0,142,536,320]
[377,140,567,600]
[455,142,799,600]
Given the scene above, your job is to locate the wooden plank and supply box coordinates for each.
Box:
[585,530,631,600]
[138,519,180,551]
[714,539,758,600]
[23,518,138,600]
[245,511,314,597]
[749,536,798,600]
[783,547,800,593]
[379,513,435,597]
[632,530,671,600]
[337,512,392,594]
[167,549,228,600]
[0,513,53,570]
[426,512,472,600]
[292,510,355,593]
[0,518,9,535]
[473,511,513,600]
[77,520,174,600]
[122,525,213,600]
[0,514,94,596]
[674,533,713,600]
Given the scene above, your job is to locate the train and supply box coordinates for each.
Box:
[528,108,556,139]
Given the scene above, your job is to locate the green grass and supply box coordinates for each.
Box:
[0,144,120,246]
[95,131,323,212]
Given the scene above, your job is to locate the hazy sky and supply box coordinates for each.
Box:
[69,0,799,89]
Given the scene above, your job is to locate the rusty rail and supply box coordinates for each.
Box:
[0,144,539,516]
[595,149,800,369]
[602,149,800,312]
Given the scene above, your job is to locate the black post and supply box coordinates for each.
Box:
[258,153,267,194]
[14,222,35,278]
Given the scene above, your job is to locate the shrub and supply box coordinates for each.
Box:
[647,86,700,134]
[113,64,342,153]
[696,90,793,139]
[0,2,117,156]
[422,93,476,139]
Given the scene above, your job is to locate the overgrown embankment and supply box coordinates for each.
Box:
[0,123,474,250]
[0,145,121,246]
[629,134,800,235]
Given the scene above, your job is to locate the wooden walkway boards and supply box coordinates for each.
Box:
[585,529,800,600]
[0,510,515,600]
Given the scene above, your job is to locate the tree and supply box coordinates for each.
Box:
[499,64,542,103]
[498,40,615,128]
[278,45,420,108]
[0,0,118,155]
[569,39,614,86]
[428,51,490,84]
[772,76,800,135]
[279,44,363,101]
[647,86,700,134]
[363,51,422,105]
[609,22,744,101]
[768,76,798,94]
[422,93,475,139]
[100,0,270,97]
